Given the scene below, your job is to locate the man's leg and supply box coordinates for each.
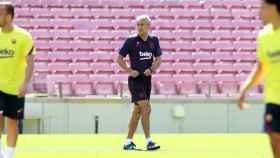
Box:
[269,132,280,158]
[138,100,151,139]
[0,115,4,139]
[127,105,141,140]
[5,117,17,158]
[0,115,4,158]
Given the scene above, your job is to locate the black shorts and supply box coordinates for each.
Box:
[0,91,25,120]
[264,103,280,133]
[128,76,151,104]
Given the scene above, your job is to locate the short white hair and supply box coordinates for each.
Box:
[136,15,151,25]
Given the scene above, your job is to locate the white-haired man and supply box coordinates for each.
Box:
[117,15,161,151]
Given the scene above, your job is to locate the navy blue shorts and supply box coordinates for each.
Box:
[0,91,25,120]
[128,76,151,104]
[264,103,280,133]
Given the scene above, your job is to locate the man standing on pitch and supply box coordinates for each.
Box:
[117,15,161,151]
[238,1,280,158]
[0,2,35,158]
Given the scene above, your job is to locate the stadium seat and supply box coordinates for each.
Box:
[14,0,264,97]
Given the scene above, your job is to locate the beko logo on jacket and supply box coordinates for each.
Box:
[0,49,15,58]
[139,51,152,60]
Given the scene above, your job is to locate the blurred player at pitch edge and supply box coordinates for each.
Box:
[0,1,35,158]
[117,15,161,151]
[238,0,280,158]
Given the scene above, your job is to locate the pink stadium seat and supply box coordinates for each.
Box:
[177,81,198,95]
[153,20,176,31]
[20,0,43,7]
[52,19,74,30]
[31,8,54,19]
[212,41,236,52]
[160,41,176,52]
[31,30,53,41]
[182,0,203,9]
[71,41,93,52]
[155,82,178,95]
[211,9,232,20]
[49,41,73,52]
[193,74,213,82]
[212,19,235,30]
[172,9,194,19]
[213,62,233,73]
[51,8,73,19]
[191,9,212,20]
[233,63,254,73]
[157,63,176,75]
[111,74,128,82]
[173,74,194,83]
[34,52,51,63]
[153,30,176,41]
[197,82,219,97]
[69,63,92,74]
[174,53,195,63]
[95,82,116,96]
[173,63,194,74]
[91,52,114,63]
[160,53,175,63]
[192,53,215,63]
[48,63,71,75]
[173,30,192,40]
[90,63,113,74]
[31,19,54,30]
[47,75,72,96]
[192,41,215,52]
[192,30,215,41]
[48,52,73,63]
[192,20,214,30]
[193,63,213,71]
[50,30,74,41]
[90,75,115,95]
[72,19,95,30]
[93,30,115,41]
[81,0,102,7]
[92,41,114,52]
[150,9,176,20]
[69,52,93,63]
[219,82,239,97]
[232,9,256,20]
[213,30,232,40]
[68,74,92,96]
[203,0,227,9]
[71,9,93,19]
[34,62,51,76]
[16,8,33,19]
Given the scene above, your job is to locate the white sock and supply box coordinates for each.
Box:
[147,138,153,144]
[125,139,132,145]
[0,140,3,158]
[5,147,15,158]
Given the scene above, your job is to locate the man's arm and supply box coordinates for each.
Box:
[18,54,35,97]
[117,55,132,73]
[238,62,266,109]
[151,56,161,72]
[117,55,139,78]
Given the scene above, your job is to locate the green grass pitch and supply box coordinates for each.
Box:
[5,134,273,158]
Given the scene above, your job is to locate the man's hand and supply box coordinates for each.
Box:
[18,83,28,98]
[238,90,250,110]
[129,70,140,78]
[144,68,152,77]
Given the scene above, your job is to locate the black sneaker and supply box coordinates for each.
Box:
[123,142,137,150]
[147,142,160,151]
